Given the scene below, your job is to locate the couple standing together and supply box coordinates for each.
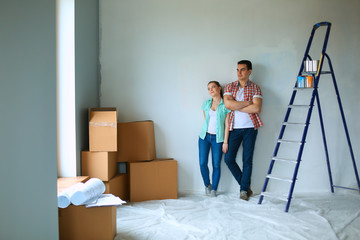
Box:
[198,60,263,201]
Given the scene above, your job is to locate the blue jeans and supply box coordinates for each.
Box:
[198,133,223,191]
[224,128,258,192]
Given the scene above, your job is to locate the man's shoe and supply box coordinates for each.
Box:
[205,184,212,195]
[248,187,253,197]
[240,190,249,201]
[210,190,217,197]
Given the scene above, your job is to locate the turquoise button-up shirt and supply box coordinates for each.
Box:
[200,98,230,143]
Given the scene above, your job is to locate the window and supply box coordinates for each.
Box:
[56,0,76,177]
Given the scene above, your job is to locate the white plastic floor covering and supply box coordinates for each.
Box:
[115,192,360,240]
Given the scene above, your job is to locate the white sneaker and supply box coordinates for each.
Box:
[210,190,217,197]
[205,184,212,195]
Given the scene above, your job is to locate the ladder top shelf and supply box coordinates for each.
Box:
[301,71,331,75]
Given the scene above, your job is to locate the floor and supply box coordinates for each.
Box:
[114,191,360,240]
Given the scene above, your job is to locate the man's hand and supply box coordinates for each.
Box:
[239,97,262,114]
[223,95,252,111]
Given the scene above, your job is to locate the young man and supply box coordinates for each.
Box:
[223,60,263,201]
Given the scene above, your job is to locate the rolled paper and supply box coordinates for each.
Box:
[70,178,105,206]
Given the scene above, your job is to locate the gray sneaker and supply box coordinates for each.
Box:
[205,184,212,195]
[240,190,249,201]
[210,190,217,197]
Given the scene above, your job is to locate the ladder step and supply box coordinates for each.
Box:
[332,185,360,192]
[277,139,303,144]
[294,87,314,90]
[301,71,331,75]
[288,104,311,108]
[283,122,307,126]
[272,157,298,163]
[260,192,289,201]
[266,174,294,182]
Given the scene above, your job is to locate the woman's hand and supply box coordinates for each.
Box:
[222,143,228,153]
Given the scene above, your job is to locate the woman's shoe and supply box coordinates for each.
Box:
[210,190,217,197]
[205,184,212,195]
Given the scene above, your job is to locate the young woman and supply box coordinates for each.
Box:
[199,81,230,197]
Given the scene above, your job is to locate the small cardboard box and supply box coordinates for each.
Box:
[58,205,116,240]
[117,121,156,162]
[104,174,129,201]
[129,159,177,202]
[81,151,117,181]
[89,108,117,152]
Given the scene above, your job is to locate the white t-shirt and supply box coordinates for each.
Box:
[233,87,254,129]
[207,108,217,134]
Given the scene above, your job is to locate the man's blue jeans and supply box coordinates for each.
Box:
[224,128,258,192]
[198,133,223,191]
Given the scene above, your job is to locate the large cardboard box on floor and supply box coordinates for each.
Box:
[129,159,177,202]
[89,108,117,152]
[117,120,156,162]
[104,173,129,201]
[81,151,117,181]
[58,205,116,240]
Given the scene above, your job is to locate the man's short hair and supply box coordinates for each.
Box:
[237,60,252,70]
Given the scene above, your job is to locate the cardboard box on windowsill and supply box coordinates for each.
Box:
[58,205,116,240]
[57,176,116,240]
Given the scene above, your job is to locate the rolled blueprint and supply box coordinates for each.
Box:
[70,178,106,206]
[57,182,84,208]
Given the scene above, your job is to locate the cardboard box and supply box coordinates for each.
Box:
[117,120,156,162]
[104,174,129,201]
[129,159,177,202]
[89,108,117,152]
[59,205,116,240]
[81,151,117,181]
[57,176,90,194]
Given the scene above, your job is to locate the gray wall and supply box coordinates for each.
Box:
[100,0,360,194]
[75,0,100,175]
[0,1,58,239]
[0,0,100,238]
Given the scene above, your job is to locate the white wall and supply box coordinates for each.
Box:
[99,0,360,195]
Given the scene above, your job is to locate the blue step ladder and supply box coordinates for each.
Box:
[258,22,360,212]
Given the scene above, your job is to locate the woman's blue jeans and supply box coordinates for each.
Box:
[198,133,223,191]
[224,128,258,192]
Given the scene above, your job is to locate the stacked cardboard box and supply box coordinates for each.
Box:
[82,109,177,202]
[82,108,129,201]
[129,158,177,202]
[89,108,117,152]
[117,120,178,202]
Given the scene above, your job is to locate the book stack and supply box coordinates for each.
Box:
[304,60,319,72]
